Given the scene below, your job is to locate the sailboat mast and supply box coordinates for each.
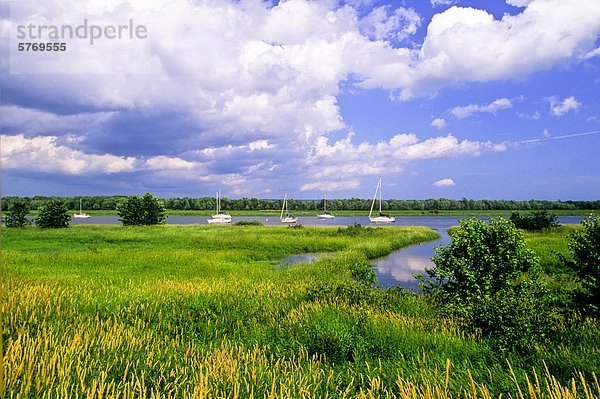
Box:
[369,180,378,217]
[379,178,382,213]
[280,194,287,219]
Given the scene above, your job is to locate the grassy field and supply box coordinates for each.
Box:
[1,224,598,398]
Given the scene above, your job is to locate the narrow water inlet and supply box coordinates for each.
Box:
[371,229,451,291]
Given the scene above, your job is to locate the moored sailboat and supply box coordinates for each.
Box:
[280,194,298,224]
[369,178,395,223]
[317,195,335,219]
[207,191,231,224]
[73,198,91,219]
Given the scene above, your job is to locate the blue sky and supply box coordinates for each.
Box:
[1,0,599,200]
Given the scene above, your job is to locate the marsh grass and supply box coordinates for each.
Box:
[1,225,598,398]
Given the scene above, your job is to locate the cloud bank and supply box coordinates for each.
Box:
[2,0,599,195]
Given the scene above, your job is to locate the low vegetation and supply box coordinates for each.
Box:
[510,210,560,231]
[1,223,598,398]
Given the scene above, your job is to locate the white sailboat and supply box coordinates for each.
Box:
[207,190,231,224]
[369,178,395,223]
[280,194,298,224]
[317,195,335,219]
[73,198,91,219]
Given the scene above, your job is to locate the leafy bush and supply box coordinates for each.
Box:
[420,217,555,353]
[4,199,30,227]
[563,215,600,317]
[349,259,377,285]
[234,220,263,226]
[337,223,376,236]
[510,210,559,231]
[117,193,167,226]
[34,199,70,228]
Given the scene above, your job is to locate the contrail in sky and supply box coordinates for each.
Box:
[517,130,600,144]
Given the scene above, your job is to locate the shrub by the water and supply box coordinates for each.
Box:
[420,217,555,353]
[117,193,167,226]
[349,259,378,285]
[34,199,70,228]
[562,214,600,317]
[510,210,559,231]
[337,223,376,236]
[234,220,263,226]
[4,199,30,227]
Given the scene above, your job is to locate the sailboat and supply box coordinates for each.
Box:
[73,198,91,219]
[207,190,231,224]
[280,194,298,224]
[369,178,395,223]
[317,195,335,219]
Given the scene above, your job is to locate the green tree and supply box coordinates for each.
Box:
[4,199,30,227]
[117,193,167,226]
[564,215,600,317]
[419,217,553,353]
[34,200,70,228]
[141,193,167,225]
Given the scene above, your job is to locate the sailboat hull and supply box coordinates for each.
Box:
[317,214,335,219]
[210,214,231,220]
[207,218,231,224]
[369,216,395,223]
[280,217,298,224]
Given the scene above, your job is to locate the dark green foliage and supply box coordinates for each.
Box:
[4,199,30,227]
[466,278,560,353]
[349,259,377,285]
[563,215,600,317]
[510,210,559,231]
[336,223,376,236]
[141,193,167,225]
[3,195,599,212]
[117,193,167,226]
[234,220,263,226]
[34,199,70,228]
[420,217,554,353]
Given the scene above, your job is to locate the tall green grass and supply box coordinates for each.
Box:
[1,225,598,398]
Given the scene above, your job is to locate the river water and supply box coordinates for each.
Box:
[70,215,583,290]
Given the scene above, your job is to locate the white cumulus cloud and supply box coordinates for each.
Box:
[1,134,135,175]
[450,98,513,119]
[431,118,447,129]
[433,178,455,187]
[549,96,582,117]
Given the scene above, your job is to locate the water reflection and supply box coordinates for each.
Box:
[373,227,452,291]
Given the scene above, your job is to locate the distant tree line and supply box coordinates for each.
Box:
[1,196,599,212]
